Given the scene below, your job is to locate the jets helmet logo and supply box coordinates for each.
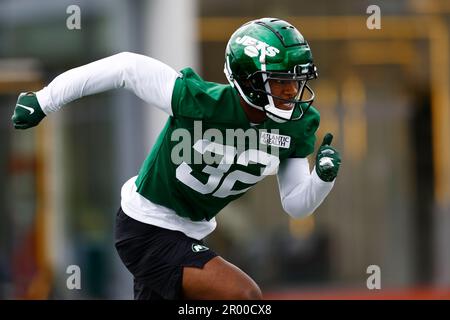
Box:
[235,35,280,58]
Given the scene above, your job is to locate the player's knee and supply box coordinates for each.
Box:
[247,285,263,300]
[235,283,263,300]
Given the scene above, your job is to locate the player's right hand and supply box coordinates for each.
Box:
[11,92,46,129]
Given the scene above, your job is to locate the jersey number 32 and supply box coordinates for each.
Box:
[176,139,280,198]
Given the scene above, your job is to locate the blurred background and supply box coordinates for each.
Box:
[1,0,450,299]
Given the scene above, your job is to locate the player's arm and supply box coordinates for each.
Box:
[277,133,341,218]
[12,52,179,129]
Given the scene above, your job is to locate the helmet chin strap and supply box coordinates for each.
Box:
[265,103,295,122]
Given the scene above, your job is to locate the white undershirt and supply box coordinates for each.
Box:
[36,51,177,116]
[277,158,334,218]
[35,51,334,240]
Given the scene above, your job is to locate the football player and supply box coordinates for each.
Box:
[12,18,341,300]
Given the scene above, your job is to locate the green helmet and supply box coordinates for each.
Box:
[224,18,318,122]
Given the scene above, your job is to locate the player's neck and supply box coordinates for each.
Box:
[239,98,267,124]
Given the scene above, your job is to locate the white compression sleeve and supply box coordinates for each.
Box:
[277,157,335,218]
[35,52,179,115]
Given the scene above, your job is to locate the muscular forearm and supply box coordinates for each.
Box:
[277,158,334,218]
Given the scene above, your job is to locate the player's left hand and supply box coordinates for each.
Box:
[315,133,341,182]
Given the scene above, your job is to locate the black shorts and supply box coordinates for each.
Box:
[114,207,217,300]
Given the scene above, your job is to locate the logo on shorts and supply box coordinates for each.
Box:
[192,244,209,253]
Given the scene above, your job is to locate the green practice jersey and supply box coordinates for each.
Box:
[135,68,320,221]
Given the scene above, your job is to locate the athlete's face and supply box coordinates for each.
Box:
[239,79,304,123]
[268,79,300,110]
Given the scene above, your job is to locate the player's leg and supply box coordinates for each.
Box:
[115,206,261,300]
[182,256,263,300]
[114,207,178,300]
